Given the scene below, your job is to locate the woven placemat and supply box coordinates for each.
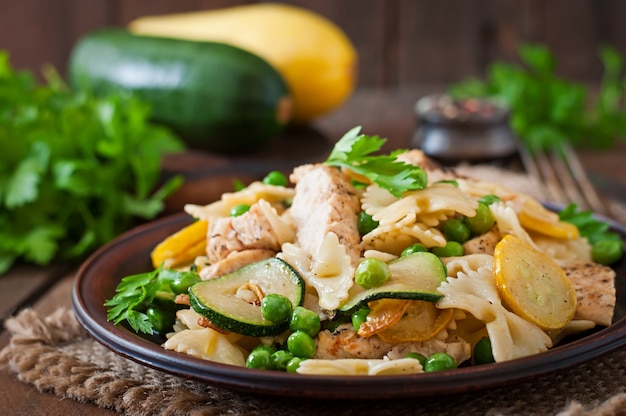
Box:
[1,307,626,416]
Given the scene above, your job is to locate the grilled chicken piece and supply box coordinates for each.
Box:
[199,249,276,280]
[315,324,392,359]
[289,164,361,265]
[206,202,283,264]
[463,229,500,255]
[562,261,616,327]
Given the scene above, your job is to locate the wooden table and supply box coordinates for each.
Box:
[2,86,626,415]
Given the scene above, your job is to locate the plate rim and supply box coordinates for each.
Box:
[71,211,626,399]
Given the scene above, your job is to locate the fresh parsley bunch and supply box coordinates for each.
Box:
[449,44,626,150]
[0,52,185,274]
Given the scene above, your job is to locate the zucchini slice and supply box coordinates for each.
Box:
[189,258,304,337]
[339,252,447,314]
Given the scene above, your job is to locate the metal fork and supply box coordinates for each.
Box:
[518,140,626,222]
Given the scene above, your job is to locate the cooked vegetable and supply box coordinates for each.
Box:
[473,337,495,365]
[189,258,305,337]
[68,28,291,153]
[464,202,496,236]
[431,241,464,257]
[401,243,428,256]
[262,170,288,187]
[287,330,317,358]
[150,220,208,268]
[424,352,457,372]
[357,211,379,235]
[230,204,251,217]
[376,301,454,344]
[129,3,357,122]
[355,258,392,289]
[442,219,471,243]
[0,52,183,275]
[289,306,321,337]
[261,294,293,323]
[493,234,577,330]
[246,345,275,370]
[339,252,447,314]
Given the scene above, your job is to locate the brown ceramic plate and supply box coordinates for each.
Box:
[72,210,626,399]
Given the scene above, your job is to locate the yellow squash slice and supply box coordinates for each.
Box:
[151,219,208,268]
[357,299,411,338]
[517,197,579,239]
[374,300,454,344]
[493,234,577,330]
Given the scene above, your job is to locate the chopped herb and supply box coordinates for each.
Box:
[325,126,428,197]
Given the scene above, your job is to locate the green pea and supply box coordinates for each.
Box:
[287,330,316,358]
[230,204,251,217]
[435,179,459,187]
[479,194,502,206]
[592,240,623,265]
[424,352,457,372]
[401,243,428,256]
[145,306,175,333]
[286,357,306,373]
[358,211,379,235]
[169,271,201,295]
[245,349,274,370]
[355,258,392,289]
[405,352,427,367]
[473,336,495,365]
[464,202,495,236]
[430,241,464,257]
[351,307,370,332]
[262,170,288,186]
[271,350,294,371]
[252,343,278,355]
[261,294,293,323]
[442,219,471,243]
[290,306,321,337]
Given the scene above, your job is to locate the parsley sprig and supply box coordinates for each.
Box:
[325,126,428,197]
[0,51,185,274]
[105,267,200,334]
[559,203,623,265]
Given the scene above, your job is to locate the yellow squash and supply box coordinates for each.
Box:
[129,3,357,123]
[151,219,208,268]
[493,234,577,330]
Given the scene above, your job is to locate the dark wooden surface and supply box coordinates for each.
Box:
[1,85,626,415]
[3,0,626,87]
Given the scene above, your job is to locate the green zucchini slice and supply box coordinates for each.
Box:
[339,252,447,314]
[189,258,305,337]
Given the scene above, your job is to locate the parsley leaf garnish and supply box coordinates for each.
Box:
[325,126,428,197]
[0,51,185,274]
[105,267,200,334]
[559,203,624,265]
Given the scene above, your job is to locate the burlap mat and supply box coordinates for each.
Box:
[1,307,626,416]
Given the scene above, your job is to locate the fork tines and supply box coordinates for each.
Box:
[518,141,610,216]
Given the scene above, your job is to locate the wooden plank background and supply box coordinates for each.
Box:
[2,0,626,87]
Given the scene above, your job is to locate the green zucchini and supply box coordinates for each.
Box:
[339,252,447,314]
[189,258,305,337]
[68,28,291,153]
